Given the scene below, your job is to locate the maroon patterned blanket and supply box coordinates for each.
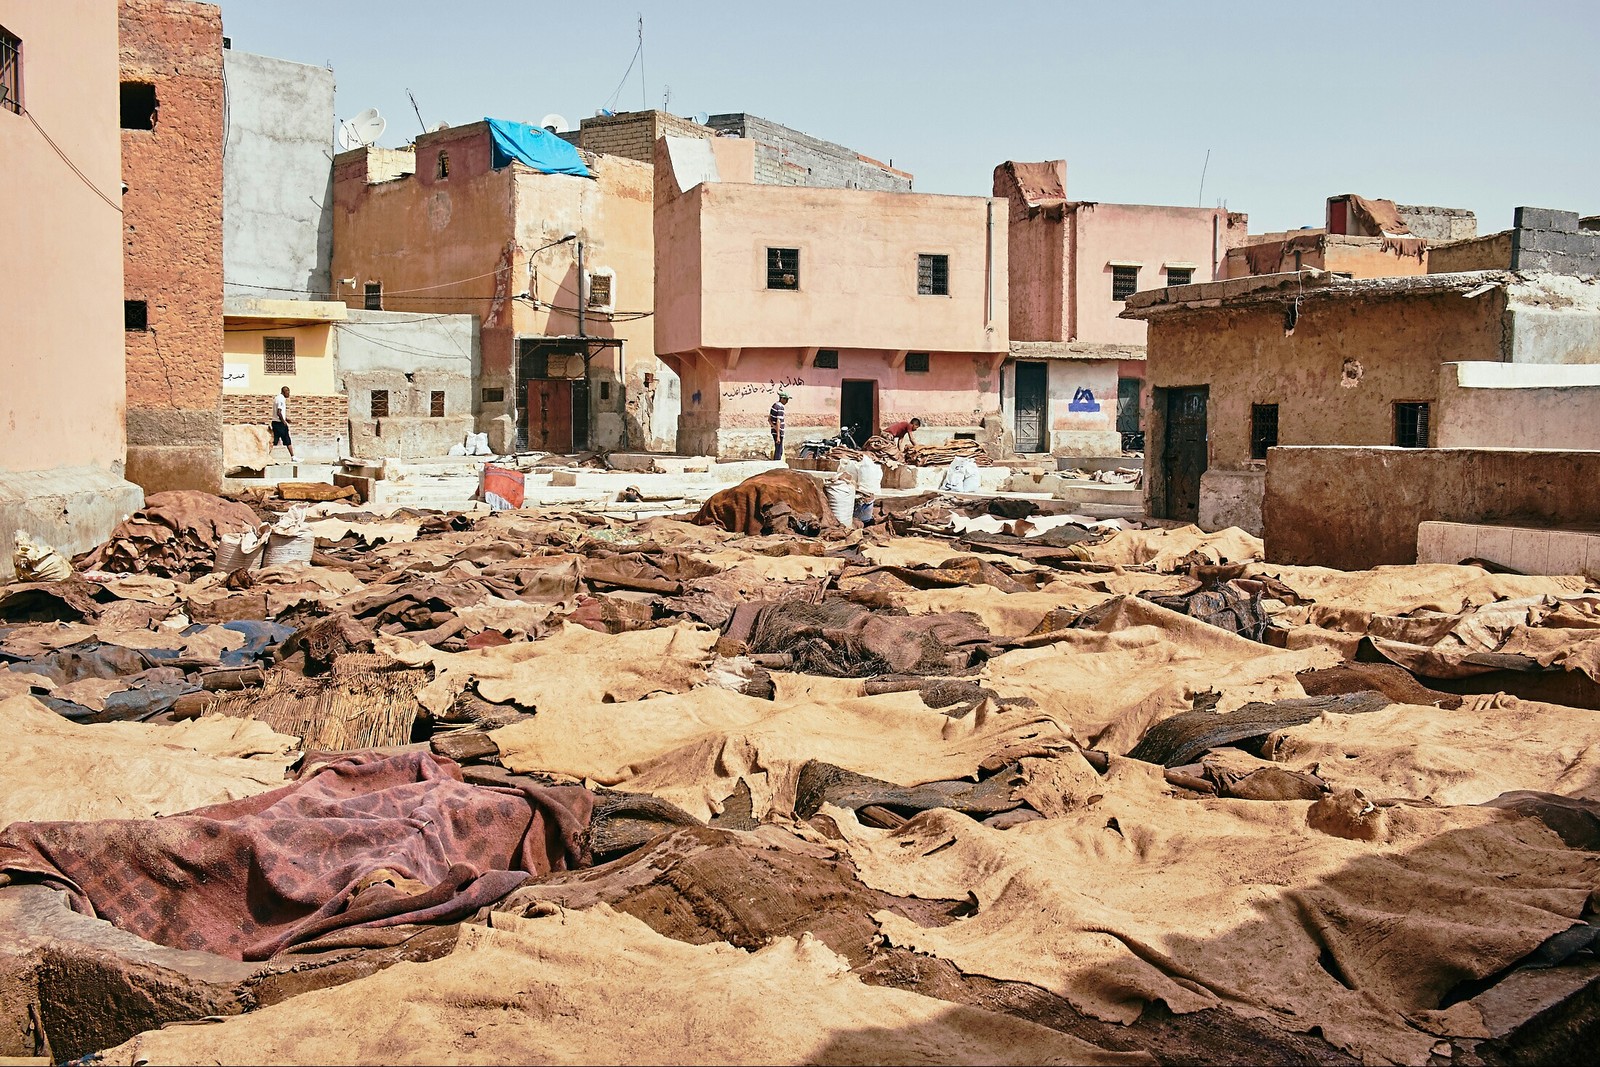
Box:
[0,751,593,960]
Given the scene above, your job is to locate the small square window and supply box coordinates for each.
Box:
[767,247,799,290]
[0,27,21,116]
[263,337,296,375]
[364,283,382,311]
[1250,404,1279,460]
[1166,267,1194,287]
[482,387,505,404]
[370,389,390,419]
[905,352,930,374]
[917,254,949,296]
[599,380,611,401]
[430,391,445,417]
[124,300,148,332]
[1394,402,1430,448]
[120,82,156,130]
[1111,265,1140,301]
[813,349,839,369]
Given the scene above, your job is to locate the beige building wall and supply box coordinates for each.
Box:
[0,0,143,573]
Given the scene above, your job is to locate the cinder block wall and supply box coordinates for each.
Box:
[705,114,912,191]
[1511,208,1600,275]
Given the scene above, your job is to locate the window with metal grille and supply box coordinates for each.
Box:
[917,254,949,295]
[905,352,930,373]
[1250,403,1279,460]
[1394,402,1430,448]
[364,283,382,311]
[766,247,799,290]
[482,387,505,404]
[1166,267,1193,287]
[120,82,156,130]
[124,300,148,332]
[813,349,839,369]
[586,272,613,309]
[0,27,20,116]
[1111,265,1140,301]
[430,391,445,417]
[263,337,296,375]
[370,389,389,419]
[436,151,449,179]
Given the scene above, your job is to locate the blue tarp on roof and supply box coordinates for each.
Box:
[485,118,591,177]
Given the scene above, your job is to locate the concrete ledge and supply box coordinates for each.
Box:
[1419,521,1600,578]
[1198,469,1265,536]
[126,445,224,496]
[0,465,143,580]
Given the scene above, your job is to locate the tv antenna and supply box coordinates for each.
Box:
[407,89,427,134]
[336,107,387,151]
[1198,148,1211,208]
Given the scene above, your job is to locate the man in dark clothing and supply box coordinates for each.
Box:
[769,391,789,461]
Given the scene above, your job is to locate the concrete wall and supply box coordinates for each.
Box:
[1394,204,1477,242]
[1068,203,1246,347]
[120,0,224,494]
[221,49,334,299]
[673,347,997,459]
[1505,273,1600,365]
[1264,446,1600,568]
[999,358,1121,458]
[1437,361,1600,450]
[1511,207,1600,275]
[705,113,912,191]
[338,308,478,459]
[0,0,143,574]
[657,183,1007,355]
[1198,469,1266,535]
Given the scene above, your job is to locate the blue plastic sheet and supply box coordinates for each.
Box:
[485,118,591,177]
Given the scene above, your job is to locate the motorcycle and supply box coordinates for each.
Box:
[797,426,861,461]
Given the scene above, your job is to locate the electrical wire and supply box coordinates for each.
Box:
[224,262,516,299]
[23,107,122,213]
[604,32,644,113]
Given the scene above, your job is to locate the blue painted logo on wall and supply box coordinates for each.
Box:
[1069,387,1101,412]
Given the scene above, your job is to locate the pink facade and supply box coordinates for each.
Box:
[656,137,1007,458]
[0,0,144,572]
[994,160,1247,456]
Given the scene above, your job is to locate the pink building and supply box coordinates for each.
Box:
[995,161,1246,457]
[655,136,1008,459]
[0,0,142,575]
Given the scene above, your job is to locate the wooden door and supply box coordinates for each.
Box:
[1014,362,1048,453]
[1162,386,1208,521]
[527,379,574,454]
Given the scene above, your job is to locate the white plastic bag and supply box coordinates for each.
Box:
[12,531,71,582]
[213,525,267,573]
[855,456,883,497]
[262,505,314,566]
[941,457,981,493]
[825,480,855,526]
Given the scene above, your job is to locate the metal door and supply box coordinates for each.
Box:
[1014,362,1048,453]
[840,380,877,449]
[1162,386,1208,521]
[527,379,574,454]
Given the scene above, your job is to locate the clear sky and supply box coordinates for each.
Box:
[219,0,1597,233]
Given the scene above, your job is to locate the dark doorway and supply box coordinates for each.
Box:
[1014,361,1048,453]
[517,339,589,453]
[1161,386,1208,521]
[840,380,877,448]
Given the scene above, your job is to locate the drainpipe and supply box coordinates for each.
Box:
[985,200,995,328]
[1212,213,1220,278]
[577,239,591,450]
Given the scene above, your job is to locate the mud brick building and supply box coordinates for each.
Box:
[119,0,225,493]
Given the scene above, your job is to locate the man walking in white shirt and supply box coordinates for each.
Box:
[271,386,298,463]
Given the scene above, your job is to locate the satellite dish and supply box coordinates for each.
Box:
[433,122,450,132]
[336,107,386,150]
[540,113,570,134]
[693,111,710,126]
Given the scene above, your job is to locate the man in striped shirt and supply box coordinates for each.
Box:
[768,391,789,460]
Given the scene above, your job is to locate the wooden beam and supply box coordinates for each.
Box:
[888,349,909,370]
[800,346,818,370]
[725,347,742,370]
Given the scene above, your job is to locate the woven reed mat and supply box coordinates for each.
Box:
[208,655,425,750]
